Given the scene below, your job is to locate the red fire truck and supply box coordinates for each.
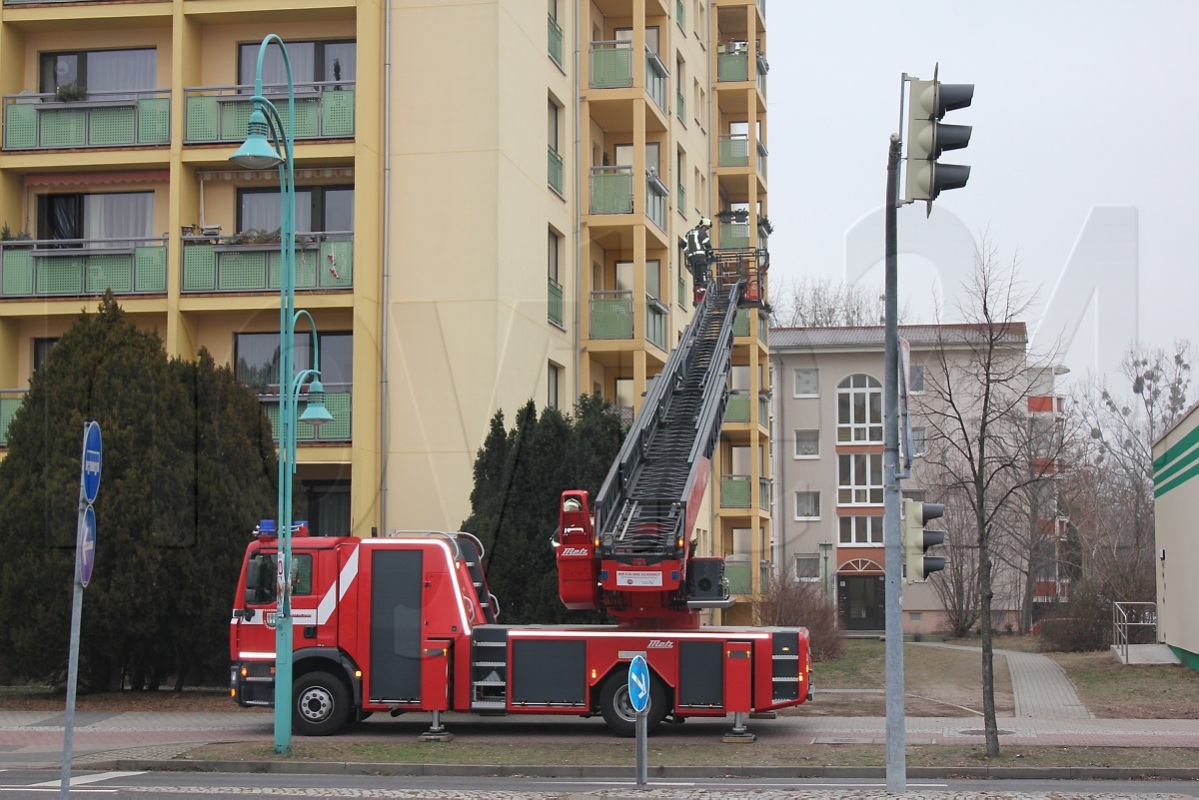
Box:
[230,252,810,738]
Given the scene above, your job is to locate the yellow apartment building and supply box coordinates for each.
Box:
[0,0,772,619]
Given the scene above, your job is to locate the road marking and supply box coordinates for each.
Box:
[29,771,144,788]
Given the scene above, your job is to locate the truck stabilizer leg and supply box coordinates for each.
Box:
[722,711,756,744]
[419,710,455,742]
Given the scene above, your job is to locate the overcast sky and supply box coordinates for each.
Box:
[766,1,1197,383]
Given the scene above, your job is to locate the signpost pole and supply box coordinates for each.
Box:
[636,710,647,786]
[629,655,650,787]
[59,521,84,799]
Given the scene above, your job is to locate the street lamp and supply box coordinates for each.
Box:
[818,540,833,602]
[231,33,333,756]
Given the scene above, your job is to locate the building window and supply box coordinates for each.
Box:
[306,481,350,537]
[910,426,927,456]
[795,554,820,581]
[795,491,820,520]
[839,515,883,545]
[909,364,925,393]
[33,338,58,372]
[40,48,156,98]
[837,374,883,443]
[794,429,819,458]
[548,229,560,282]
[838,452,883,505]
[235,331,353,392]
[36,192,154,244]
[238,40,356,88]
[793,367,818,397]
[238,186,353,234]
[548,362,561,409]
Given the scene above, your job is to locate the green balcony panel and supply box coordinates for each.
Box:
[318,240,354,289]
[591,47,633,88]
[725,560,751,595]
[1,248,34,296]
[721,476,751,508]
[84,254,133,294]
[220,250,270,291]
[720,222,750,250]
[271,247,319,289]
[322,89,355,137]
[734,308,750,337]
[182,244,217,291]
[719,137,749,167]
[138,97,170,144]
[718,52,749,82]
[298,390,351,440]
[591,172,633,214]
[724,393,750,423]
[87,106,136,146]
[220,101,254,143]
[0,396,24,447]
[135,245,167,292]
[35,256,84,295]
[591,295,633,339]
[548,14,564,65]
[186,95,219,142]
[4,103,37,149]
[39,108,86,148]
[548,147,564,194]
[548,278,564,326]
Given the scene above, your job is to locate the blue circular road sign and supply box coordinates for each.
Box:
[628,655,650,714]
[79,504,96,588]
[82,421,102,505]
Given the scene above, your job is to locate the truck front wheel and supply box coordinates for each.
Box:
[599,669,668,737]
[293,671,350,736]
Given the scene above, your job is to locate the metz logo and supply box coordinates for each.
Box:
[647,640,675,649]
[560,547,590,557]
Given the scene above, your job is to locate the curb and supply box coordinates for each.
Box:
[101,759,1199,782]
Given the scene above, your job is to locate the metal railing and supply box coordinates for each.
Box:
[3,88,170,150]
[1113,601,1158,664]
[590,40,633,89]
[548,146,564,195]
[590,289,633,339]
[180,231,352,293]
[0,388,28,448]
[547,13,564,66]
[1,237,167,298]
[646,49,669,112]
[590,166,633,214]
[183,82,355,143]
[548,277,564,326]
[719,133,749,167]
[260,386,352,443]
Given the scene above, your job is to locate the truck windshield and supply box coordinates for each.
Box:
[245,552,314,604]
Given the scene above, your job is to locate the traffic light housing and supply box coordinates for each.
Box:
[904,69,974,211]
[903,498,946,583]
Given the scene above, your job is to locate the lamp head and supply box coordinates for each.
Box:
[230,106,283,170]
[299,377,335,429]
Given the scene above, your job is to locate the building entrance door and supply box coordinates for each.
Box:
[838,575,885,631]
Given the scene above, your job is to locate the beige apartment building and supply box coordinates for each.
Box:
[0,1,773,614]
[770,324,1068,634]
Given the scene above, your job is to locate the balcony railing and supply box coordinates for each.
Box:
[725,391,750,423]
[677,181,686,217]
[1,237,167,298]
[725,558,751,595]
[646,49,668,112]
[734,308,750,337]
[0,388,27,448]
[590,290,633,339]
[720,222,750,249]
[183,82,354,144]
[590,40,633,88]
[646,295,667,350]
[757,140,769,178]
[548,277,564,326]
[3,89,170,151]
[647,172,669,231]
[717,51,749,82]
[719,134,749,167]
[548,13,564,66]
[261,387,352,443]
[548,146,564,195]
[721,474,752,508]
[590,166,633,214]
[180,232,353,293]
[676,89,685,122]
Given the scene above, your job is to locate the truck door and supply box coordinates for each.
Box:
[236,549,321,653]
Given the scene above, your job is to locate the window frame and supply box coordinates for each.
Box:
[234,330,353,393]
[793,367,819,398]
[236,184,354,235]
[794,554,820,582]
[837,373,883,444]
[794,490,821,521]
[237,39,357,87]
[793,429,820,459]
[39,47,157,96]
[839,514,883,546]
[838,452,884,506]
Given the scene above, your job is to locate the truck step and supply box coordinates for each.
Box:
[472,700,506,710]
[473,661,506,668]
[473,680,507,687]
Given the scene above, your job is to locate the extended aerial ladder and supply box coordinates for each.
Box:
[556,248,769,627]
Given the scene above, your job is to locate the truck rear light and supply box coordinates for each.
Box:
[240,667,248,678]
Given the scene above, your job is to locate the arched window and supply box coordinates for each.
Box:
[837,374,882,443]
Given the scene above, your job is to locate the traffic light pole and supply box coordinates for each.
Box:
[883,132,906,793]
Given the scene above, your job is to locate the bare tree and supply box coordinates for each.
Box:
[769,275,884,327]
[916,239,1061,757]
[1063,341,1192,601]
[927,500,981,638]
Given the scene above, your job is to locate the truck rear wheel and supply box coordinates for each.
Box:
[293,671,350,736]
[599,669,668,737]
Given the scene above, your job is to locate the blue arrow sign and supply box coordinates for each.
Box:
[81,421,102,506]
[628,655,649,714]
[79,504,96,588]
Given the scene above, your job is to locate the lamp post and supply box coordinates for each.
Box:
[818,540,833,602]
[231,34,334,756]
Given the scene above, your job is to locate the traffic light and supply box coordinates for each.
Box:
[903,498,946,583]
[904,66,974,212]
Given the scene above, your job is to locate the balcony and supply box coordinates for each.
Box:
[590,166,633,214]
[548,277,564,326]
[3,90,170,151]
[725,557,751,595]
[646,49,668,112]
[1,238,167,298]
[719,222,750,249]
[180,232,352,293]
[590,41,633,89]
[719,134,749,167]
[0,389,27,448]
[183,83,354,144]
[590,290,632,339]
[548,146,564,195]
[725,391,750,423]
[721,473,751,508]
[717,51,749,83]
[261,387,352,443]
[548,13,564,67]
